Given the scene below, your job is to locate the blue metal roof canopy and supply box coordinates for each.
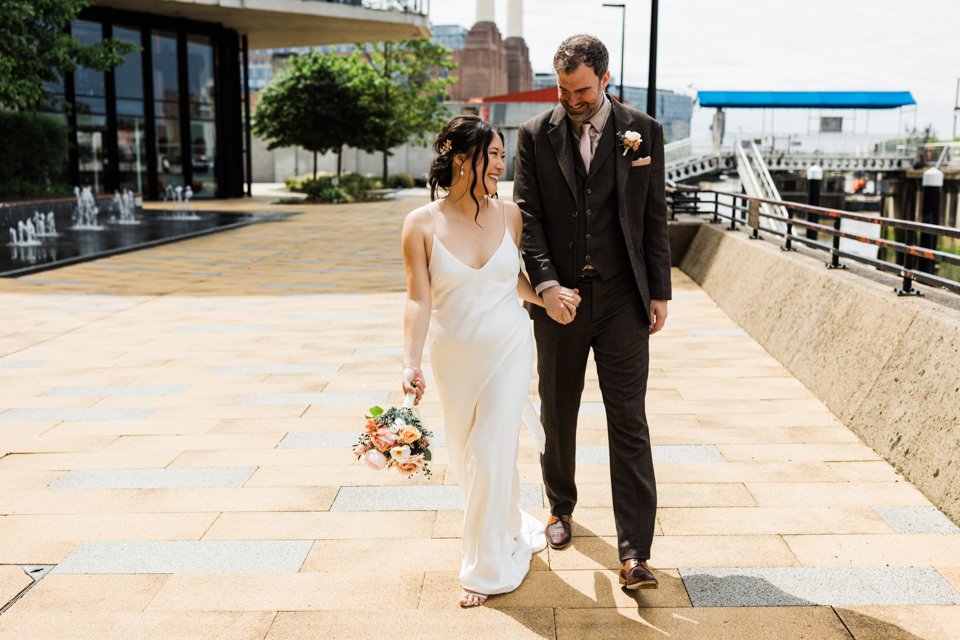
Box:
[697,91,916,109]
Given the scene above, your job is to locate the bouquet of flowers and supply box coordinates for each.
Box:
[354,393,433,478]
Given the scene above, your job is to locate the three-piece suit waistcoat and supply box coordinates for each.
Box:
[568,117,632,280]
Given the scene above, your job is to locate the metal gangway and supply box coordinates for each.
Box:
[734,140,789,234]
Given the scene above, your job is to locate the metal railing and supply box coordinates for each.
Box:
[667,185,960,296]
[316,0,429,14]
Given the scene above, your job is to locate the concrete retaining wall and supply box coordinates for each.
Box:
[680,222,960,523]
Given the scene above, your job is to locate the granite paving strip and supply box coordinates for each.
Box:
[0,408,155,422]
[873,506,960,534]
[680,567,960,606]
[43,385,188,397]
[240,392,388,406]
[49,467,256,489]
[52,540,313,574]
[330,484,543,511]
[0,361,44,369]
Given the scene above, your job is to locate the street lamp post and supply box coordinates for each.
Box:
[602,3,625,103]
[648,0,658,118]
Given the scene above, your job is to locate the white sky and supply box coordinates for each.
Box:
[428,0,960,141]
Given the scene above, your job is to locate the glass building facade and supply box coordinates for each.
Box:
[45,7,246,199]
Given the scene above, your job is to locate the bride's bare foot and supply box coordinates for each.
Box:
[458,589,487,608]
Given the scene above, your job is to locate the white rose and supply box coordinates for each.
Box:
[390,445,411,463]
[624,130,642,143]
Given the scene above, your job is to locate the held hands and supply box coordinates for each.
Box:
[400,366,426,405]
[542,286,581,325]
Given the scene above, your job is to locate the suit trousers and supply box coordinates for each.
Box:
[532,270,657,562]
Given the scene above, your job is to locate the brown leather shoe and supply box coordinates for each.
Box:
[545,515,572,549]
[619,559,658,590]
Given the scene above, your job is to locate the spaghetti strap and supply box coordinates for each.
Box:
[429,200,439,240]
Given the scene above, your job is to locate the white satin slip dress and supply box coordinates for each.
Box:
[426,198,547,595]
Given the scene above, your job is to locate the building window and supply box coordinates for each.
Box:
[114,25,147,194]
[152,31,183,192]
[73,19,108,193]
[188,35,217,197]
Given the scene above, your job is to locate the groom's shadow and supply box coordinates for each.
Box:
[482,523,928,639]
[483,522,683,638]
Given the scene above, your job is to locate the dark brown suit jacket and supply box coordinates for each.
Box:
[515,99,672,311]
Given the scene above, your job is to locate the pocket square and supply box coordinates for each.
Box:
[631,156,652,167]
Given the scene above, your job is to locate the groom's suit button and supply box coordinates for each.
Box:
[587,188,592,194]
[572,211,578,217]
[586,209,592,215]
[569,243,574,250]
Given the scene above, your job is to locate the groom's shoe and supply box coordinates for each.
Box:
[545,515,572,549]
[619,559,658,590]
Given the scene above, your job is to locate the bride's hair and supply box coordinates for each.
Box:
[428,114,504,224]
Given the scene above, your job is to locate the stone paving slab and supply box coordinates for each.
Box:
[330,484,543,511]
[52,541,313,574]
[680,567,960,606]
[43,385,188,397]
[0,566,32,611]
[554,607,855,640]
[241,392,387,406]
[0,612,276,640]
[0,408,155,422]
[49,468,256,490]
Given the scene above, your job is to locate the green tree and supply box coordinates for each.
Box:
[0,0,136,111]
[252,51,369,178]
[350,40,456,181]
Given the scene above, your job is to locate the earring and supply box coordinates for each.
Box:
[460,168,464,176]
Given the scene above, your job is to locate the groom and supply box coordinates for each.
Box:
[515,34,671,589]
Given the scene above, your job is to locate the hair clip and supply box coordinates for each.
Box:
[439,138,453,156]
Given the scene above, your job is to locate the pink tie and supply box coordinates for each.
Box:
[579,122,592,173]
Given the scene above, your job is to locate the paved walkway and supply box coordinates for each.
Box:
[1,193,959,639]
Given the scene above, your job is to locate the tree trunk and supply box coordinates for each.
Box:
[336,146,342,178]
[313,151,318,180]
[382,42,391,183]
[382,145,388,183]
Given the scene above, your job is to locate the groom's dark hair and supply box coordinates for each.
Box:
[553,35,608,78]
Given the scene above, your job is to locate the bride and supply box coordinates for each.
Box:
[400,115,580,607]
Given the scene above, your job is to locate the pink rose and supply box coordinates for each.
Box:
[352,443,370,459]
[363,449,387,470]
[370,427,397,452]
[395,454,425,475]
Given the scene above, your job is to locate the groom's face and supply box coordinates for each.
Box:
[557,64,611,126]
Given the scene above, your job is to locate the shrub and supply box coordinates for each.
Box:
[0,111,69,198]
[386,173,415,189]
[289,173,384,203]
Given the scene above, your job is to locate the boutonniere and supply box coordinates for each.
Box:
[617,130,642,156]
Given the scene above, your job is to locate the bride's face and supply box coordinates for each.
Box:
[471,134,505,196]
